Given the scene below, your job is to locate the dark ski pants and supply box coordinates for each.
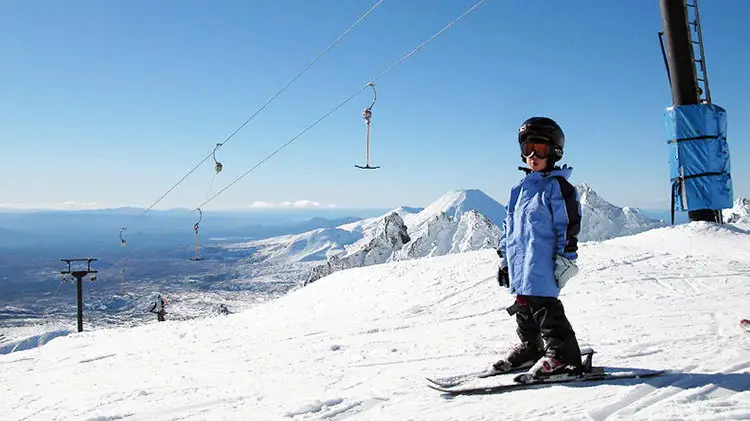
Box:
[509,295,582,367]
[157,311,166,322]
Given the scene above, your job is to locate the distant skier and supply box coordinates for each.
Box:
[218,304,231,315]
[149,294,167,322]
[494,116,584,381]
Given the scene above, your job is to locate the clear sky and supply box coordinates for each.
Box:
[1,0,748,211]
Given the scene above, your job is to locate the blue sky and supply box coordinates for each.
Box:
[1,0,748,212]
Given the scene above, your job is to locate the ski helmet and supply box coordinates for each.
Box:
[518,116,565,163]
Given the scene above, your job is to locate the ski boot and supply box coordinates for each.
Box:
[514,350,592,384]
[492,341,544,374]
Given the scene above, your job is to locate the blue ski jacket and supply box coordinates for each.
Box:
[498,166,582,297]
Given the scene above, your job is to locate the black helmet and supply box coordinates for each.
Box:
[518,116,565,162]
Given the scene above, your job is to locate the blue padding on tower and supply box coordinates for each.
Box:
[665,103,732,212]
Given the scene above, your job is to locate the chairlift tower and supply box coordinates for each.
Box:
[60,258,98,333]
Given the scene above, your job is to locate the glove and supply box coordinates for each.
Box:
[496,248,509,288]
[497,265,509,288]
[554,255,579,289]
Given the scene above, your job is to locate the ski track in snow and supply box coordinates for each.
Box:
[2,222,750,420]
[78,353,117,364]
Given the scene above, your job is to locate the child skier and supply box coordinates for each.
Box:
[495,116,584,381]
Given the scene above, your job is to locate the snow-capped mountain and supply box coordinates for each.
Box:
[231,190,504,266]
[577,183,665,242]
[228,207,423,265]
[403,189,506,228]
[723,197,750,223]
[306,190,506,283]
[392,209,501,261]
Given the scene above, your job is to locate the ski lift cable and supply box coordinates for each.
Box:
[53,277,68,296]
[212,0,386,152]
[204,171,220,204]
[89,0,480,276]
[196,0,486,210]
[370,0,485,83]
[197,85,370,209]
[120,0,386,229]
[91,1,385,274]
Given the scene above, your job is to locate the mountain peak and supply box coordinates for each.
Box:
[578,182,594,193]
[416,189,506,227]
[576,183,603,206]
[575,183,664,241]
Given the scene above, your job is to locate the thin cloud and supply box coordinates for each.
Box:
[62,201,100,210]
[0,201,101,210]
[248,200,337,209]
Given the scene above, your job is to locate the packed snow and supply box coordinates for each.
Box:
[3,221,750,420]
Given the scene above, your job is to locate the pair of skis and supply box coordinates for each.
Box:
[426,321,748,396]
[426,348,665,396]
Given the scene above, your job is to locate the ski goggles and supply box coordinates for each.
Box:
[520,140,552,159]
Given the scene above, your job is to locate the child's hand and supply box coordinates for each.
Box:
[554,255,579,288]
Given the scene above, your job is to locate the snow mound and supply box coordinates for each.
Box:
[0,329,72,355]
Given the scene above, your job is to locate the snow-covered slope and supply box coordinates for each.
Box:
[232,227,362,263]
[3,221,750,420]
[723,197,750,223]
[578,183,665,241]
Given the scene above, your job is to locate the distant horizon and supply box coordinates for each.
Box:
[1,184,745,214]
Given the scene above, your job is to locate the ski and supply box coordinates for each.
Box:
[741,319,750,333]
[427,367,666,396]
[426,347,595,388]
[425,364,531,388]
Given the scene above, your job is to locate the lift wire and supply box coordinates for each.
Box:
[121,0,386,230]
[197,0,486,210]
[96,0,483,283]
[369,0,485,83]
[204,143,224,203]
[88,1,385,280]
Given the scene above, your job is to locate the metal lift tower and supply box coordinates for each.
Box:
[658,0,733,224]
